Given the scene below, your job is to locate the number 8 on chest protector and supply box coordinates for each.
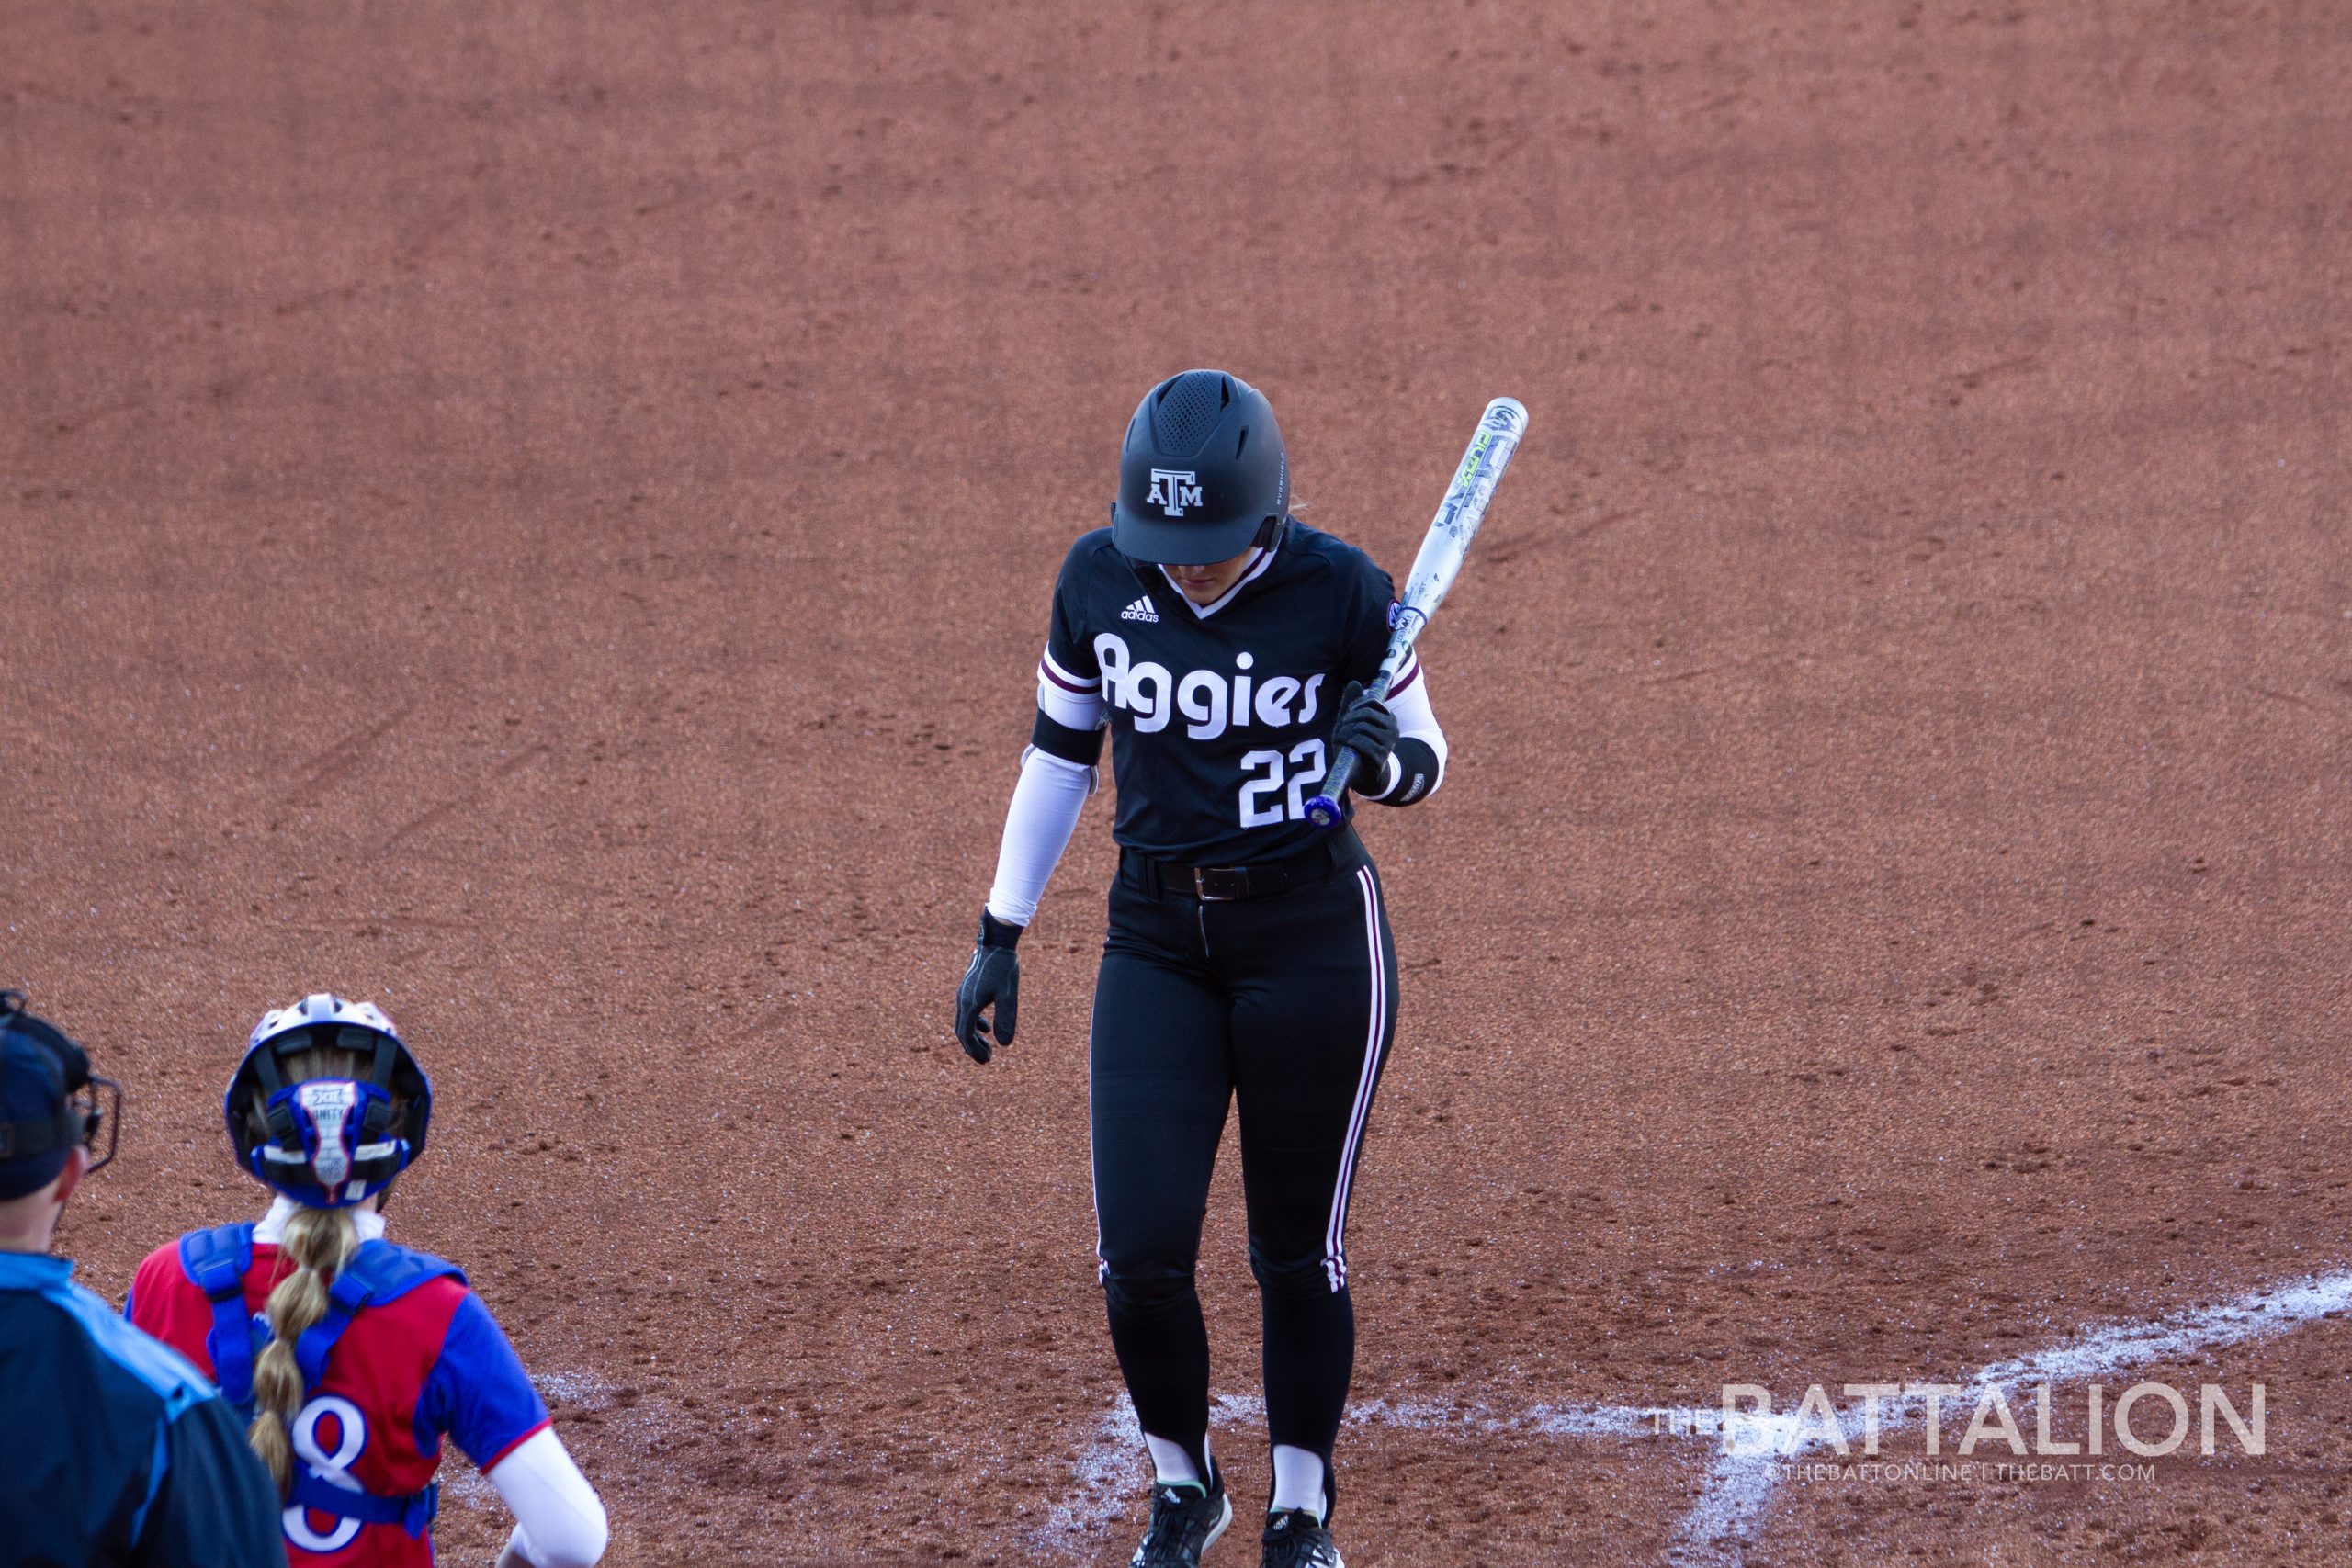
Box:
[128,994,610,1568]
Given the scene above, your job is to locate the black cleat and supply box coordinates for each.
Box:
[1259,1508,1343,1568]
[1130,1481,1234,1566]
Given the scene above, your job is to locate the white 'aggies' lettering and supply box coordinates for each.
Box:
[1177,669,1227,739]
[1252,675,1300,725]
[1094,631,1322,743]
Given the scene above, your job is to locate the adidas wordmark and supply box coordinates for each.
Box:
[1119,595,1159,623]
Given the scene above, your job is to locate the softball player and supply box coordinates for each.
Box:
[956,371,1448,1568]
[127,995,608,1568]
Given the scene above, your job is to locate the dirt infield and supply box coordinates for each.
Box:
[5,3,2348,1563]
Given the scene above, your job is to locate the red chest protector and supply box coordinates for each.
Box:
[175,1223,465,1539]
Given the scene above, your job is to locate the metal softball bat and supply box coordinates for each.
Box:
[1304,395,1529,829]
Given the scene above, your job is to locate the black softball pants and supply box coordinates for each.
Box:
[1089,831,1400,1516]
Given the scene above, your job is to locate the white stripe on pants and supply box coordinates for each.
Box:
[1322,865,1386,1290]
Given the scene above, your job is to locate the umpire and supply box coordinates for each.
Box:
[0,990,282,1568]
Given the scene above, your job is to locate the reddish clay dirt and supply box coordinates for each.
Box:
[5,4,2348,1564]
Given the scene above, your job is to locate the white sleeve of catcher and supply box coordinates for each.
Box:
[489,1428,609,1568]
[984,741,1096,928]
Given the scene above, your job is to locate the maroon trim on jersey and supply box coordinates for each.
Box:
[1387,656,1422,697]
[1039,656,1099,694]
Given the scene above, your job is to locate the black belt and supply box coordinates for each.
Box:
[1120,829,1365,903]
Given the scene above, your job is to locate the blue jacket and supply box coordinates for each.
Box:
[0,1250,282,1568]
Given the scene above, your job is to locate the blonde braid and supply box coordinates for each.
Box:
[246,1203,361,1494]
[242,1042,372,1496]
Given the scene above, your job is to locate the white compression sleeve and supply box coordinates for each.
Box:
[985,743,1094,927]
[488,1428,609,1568]
[1373,654,1448,798]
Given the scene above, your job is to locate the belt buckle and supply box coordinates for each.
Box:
[1193,866,1248,902]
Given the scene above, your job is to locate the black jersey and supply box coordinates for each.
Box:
[1039,523,1396,863]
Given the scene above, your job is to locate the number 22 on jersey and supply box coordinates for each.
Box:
[1238,739,1329,829]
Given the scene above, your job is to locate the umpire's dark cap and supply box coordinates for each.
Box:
[0,994,97,1199]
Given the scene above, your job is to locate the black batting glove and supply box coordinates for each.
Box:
[1329,681,1399,779]
[955,909,1023,1064]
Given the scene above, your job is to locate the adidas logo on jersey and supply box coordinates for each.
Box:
[1119,595,1159,624]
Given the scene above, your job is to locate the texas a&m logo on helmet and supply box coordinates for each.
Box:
[1146,468,1204,517]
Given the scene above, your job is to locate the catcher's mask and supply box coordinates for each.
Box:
[224,993,431,1209]
[0,991,121,1192]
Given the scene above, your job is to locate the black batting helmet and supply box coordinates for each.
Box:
[1111,370,1288,564]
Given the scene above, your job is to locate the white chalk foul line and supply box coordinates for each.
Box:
[1034,1393,1267,1550]
[1677,1267,2352,1564]
[1049,1269,2352,1566]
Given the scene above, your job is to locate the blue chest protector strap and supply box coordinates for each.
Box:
[288,1467,442,1537]
[289,1240,466,1537]
[181,1231,467,1539]
[291,1241,464,1384]
[176,1224,262,1419]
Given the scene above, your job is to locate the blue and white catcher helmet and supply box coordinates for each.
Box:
[224,993,432,1208]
